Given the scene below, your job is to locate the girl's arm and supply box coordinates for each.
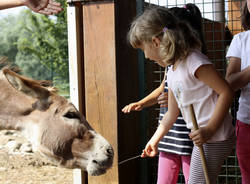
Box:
[226,57,250,91]
[189,64,234,146]
[141,89,180,157]
[122,77,165,113]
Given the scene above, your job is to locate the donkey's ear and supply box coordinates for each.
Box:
[3,69,51,111]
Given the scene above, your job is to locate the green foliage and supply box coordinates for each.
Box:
[0,0,69,93]
[15,52,52,80]
[0,15,21,62]
[17,2,68,81]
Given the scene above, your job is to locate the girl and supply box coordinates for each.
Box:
[123,4,205,184]
[226,1,250,183]
[128,7,235,184]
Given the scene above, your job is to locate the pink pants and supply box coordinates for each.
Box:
[157,152,191,184]
[236,120,250,184]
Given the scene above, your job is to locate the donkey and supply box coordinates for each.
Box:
[0,68,114,176]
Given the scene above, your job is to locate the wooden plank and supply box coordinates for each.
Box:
[67,0,111,2]
[203,19,227,70]
[82,3,119,184]
[82,0,140,183]
[67,4,86,184]
[227,1,243,35]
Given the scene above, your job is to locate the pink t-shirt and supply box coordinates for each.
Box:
[166,50,234,142]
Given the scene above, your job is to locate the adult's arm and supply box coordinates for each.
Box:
[226,57,250,91]
[0,0,62,15]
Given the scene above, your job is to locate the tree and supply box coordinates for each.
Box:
[17,0,68,84]
[0,15,20,63]
[0,0,69,93]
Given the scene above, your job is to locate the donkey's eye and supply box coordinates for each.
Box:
[64,111,80,119]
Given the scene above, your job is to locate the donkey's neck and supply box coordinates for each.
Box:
[0,118,22,130]
[0,71,33,131]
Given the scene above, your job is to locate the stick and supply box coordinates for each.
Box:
[118,155,141,165]
[189,104,210,184]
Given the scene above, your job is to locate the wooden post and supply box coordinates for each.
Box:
[83,3,118,183]
[67,3,86,184]
[67,0,139,183]
[227,0,243,35]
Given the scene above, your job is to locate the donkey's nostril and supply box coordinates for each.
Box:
[106,147,114,156]
[92,160,98,164]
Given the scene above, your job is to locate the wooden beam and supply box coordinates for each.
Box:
[82,3,118,183]
[68,0,139,183]
[67,0,113,2]
[83,1,139,183]
[67,4,86,184]
[227,0,243,35]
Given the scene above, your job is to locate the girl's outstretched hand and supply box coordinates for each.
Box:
[141,141,158,158]
[122,102,143,113]
[189,126,214,146]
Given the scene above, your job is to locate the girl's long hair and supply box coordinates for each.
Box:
[169,3,207,54]
[128,7,201,66]
[241,1,250,31]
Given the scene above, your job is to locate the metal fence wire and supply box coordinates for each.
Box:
[137,0,244,183]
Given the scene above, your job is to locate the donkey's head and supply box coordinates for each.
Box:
[0,69,114,176]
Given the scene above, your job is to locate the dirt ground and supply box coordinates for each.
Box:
[0,130,73,184]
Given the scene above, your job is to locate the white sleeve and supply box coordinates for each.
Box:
[226,34,242,59]
[188,51,212,77]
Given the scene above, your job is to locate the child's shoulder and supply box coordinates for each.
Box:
[187,49,210,63]
[234,30,250,40]
[184,50,212,75]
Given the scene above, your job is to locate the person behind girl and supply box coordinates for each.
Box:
[127,7,235,184]
[226,1,250,183]
[123,4,206,184]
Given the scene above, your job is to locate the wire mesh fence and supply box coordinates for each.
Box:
[137,0,243,183]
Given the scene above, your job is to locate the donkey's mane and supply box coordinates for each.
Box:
[0,56,21,73]
[0,56,57,93]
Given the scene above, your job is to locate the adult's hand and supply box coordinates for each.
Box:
[157,92,168,108]
[23,0,63,15]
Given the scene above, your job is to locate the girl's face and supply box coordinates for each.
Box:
[140,39,166,67]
